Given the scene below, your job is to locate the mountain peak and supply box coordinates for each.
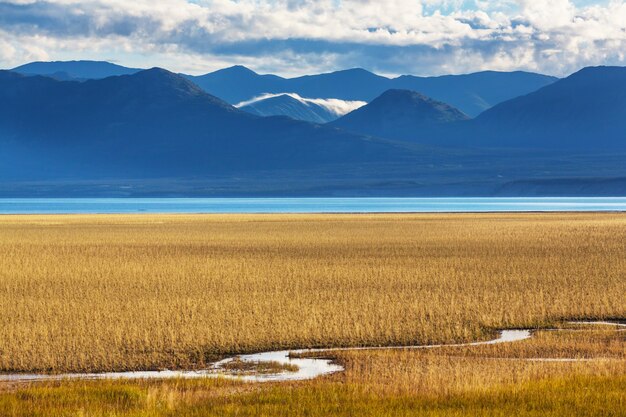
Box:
[130,67,203,92]
[238,93,364,123]
[136,67,177,77]
[319,68,381,79]
[132,67,203,90]
[11,60,141,79]
[240,93,338,123]
[331,89,469,142]
[13,59,121,69]
[567,65,624,80]
[339,68,374,74]
[87,67,234,110]
[215,65,259,77]
[376,89,430,101]
[472,65,626,150]
[369,89,468,119]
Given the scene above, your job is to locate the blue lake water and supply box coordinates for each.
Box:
[0,198,625,214]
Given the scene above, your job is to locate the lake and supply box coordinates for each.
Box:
[1,197,625,214]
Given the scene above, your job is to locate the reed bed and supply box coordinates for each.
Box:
[335,329,626,397]
[1,327,624,416]
[434,327,626,360]
[0,213,624,373]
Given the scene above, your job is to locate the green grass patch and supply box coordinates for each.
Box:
[2,374,623,417]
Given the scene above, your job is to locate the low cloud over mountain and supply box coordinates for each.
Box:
[236,93,366,123]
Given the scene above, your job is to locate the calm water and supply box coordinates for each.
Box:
[0,198,625,214]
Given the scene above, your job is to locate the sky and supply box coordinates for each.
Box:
[0,0,625,77]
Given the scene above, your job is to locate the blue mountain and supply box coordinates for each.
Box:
[12,61,557,116]
[190,66,557,117]
[287,68,388,102]
[393,71,558,118]
[331,90,469,142]
[0,69,417,180]
[1,64,624,196]
[464,66,626,151]
[337,67,626,153]
[11,60,142,80]
[240,94,340,123]
[186,65,285,103]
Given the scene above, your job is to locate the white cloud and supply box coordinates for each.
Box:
[235,93,367,116]
[0,0,625,76]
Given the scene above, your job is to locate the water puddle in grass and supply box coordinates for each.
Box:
[0,322,620,383]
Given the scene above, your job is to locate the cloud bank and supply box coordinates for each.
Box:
[0,0,625,76]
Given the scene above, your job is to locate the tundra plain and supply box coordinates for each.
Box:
[0,213,624,416]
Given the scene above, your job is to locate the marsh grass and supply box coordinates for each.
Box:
[0,213,624,373]
[220,359,298,374]
[0,327,624,416]
[430,325,626,360]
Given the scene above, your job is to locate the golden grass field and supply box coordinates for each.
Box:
[0,213,624,416]
[0,326,624,416]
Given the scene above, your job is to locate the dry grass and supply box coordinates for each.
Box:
[435,327,626,360]
[334,329,626,397]
[220,359,298,374]
[0,213,624,373]
[0,327,624,416]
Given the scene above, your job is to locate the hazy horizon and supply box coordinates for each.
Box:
[7,58,616,79]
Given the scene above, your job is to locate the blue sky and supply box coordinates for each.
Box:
[0,0,624,77]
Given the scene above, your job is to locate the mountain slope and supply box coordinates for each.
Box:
[240,94,338,123]
[186,65,286,104]
[466,66,626,151]
[0,69,417,180]
[238,93,366,123]
[11,60,142,80]
[393,71,558,117]
[287,68,390,102]
[331,90,470,142]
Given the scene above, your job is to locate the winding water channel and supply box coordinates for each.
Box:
[1,322,623,383]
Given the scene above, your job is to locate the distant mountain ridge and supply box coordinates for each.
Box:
[391,71,558,119]
[188,66,557,117]
[7,60,556,117]
[12,60,143,80]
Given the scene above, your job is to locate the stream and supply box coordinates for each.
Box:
[1,322,623,383]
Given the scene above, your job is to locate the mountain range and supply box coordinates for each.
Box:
[9,60,557,117]
[189,67,557,117]
[0,68,419,180]
[12,60,142,81]
[330,66,626,153]
[467,66,626,151]
[0,62,625,196]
